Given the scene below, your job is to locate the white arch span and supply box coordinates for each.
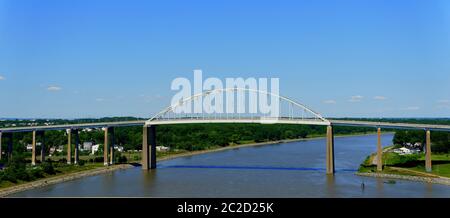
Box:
[145,88,330,126]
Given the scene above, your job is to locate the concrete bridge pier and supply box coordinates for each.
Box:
[104,127,109,166]
[39,131,45,163]
[6,133,13,161]
[74,129,79,165]
[67,129,72,164]
[32,131,36,165]
[377,127,383,171]
[0,131,2,160]
[109,127,115,165]
[6,133,13,160]
[425,130,432,172]
[326,125,335,175]
[0,131,13,161]
[142,125,156,170]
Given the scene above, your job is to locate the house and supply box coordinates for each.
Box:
[26,144,33,151]
[156,146,170,152]
[114,146,124,152]
[392,147,420,155]
[83,142,93,151]
[91,144,100,155]
[413,142,422,148]
[26,142,41,151]
[404,142,422,149]
[49,147,56,154]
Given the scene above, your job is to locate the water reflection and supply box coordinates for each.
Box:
[376,178,384,198]
[326,175,336,197]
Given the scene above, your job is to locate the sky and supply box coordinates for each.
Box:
[0,0,449,119]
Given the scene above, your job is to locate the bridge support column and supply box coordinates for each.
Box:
[109,127,115,165]
[425,130,432,172]
[104,127,109,166]
[32,131,36,166]
[326,125,335,175]
[67,129,72,164]
[39,131,45,163]
[74,129,79,165]
[6,133,13,161]
[142,125,156,170]
[0,131,2,161]
[377,128,383,171]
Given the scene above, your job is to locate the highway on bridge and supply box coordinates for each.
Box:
[1,119,450,133]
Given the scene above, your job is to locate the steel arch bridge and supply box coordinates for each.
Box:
[1,88,449,175]
[142,88,336,174]
[145,88,331,126]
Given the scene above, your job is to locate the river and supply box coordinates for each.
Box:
[10,134,450,197]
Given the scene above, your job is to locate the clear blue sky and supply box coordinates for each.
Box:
[0,0,449,119]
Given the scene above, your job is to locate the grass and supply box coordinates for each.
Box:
[0,181,16,189]
[359,150,450,178]
[405,163,450,178]
[0,162,106,189]
[54,162,105,174]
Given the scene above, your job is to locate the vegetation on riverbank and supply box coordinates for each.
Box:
[358,127,450,179]
[0,156,105,189]
[359,153,450,178]
[358,117,450,178]
[0,152,130,189]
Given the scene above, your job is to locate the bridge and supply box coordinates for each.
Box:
[1,88,449,175]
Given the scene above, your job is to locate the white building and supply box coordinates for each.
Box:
[114,146,124,152]
[156,146,170,152]
[405,142,422,149]
[393,147,420,155]
[91,144,100,155]
[83,142,93,151]
[26,142,41,151]
[26,144,33,151]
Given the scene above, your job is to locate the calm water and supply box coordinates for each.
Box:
[10,134,450,197]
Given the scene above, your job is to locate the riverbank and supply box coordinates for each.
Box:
[1,132,387,197]
[0,164,132,197]
[356,172,450,186]
[358,145,450,186]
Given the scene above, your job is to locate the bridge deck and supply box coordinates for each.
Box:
[0,120,146,133]
[330,120,450,132]
[1,119,450,133]
[146,117,330,126]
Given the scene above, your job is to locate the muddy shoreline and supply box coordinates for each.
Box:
[356,172,450,186]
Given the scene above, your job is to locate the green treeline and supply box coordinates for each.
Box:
[393,130,450,153]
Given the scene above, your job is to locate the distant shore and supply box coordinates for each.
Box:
[1,132,386,197]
